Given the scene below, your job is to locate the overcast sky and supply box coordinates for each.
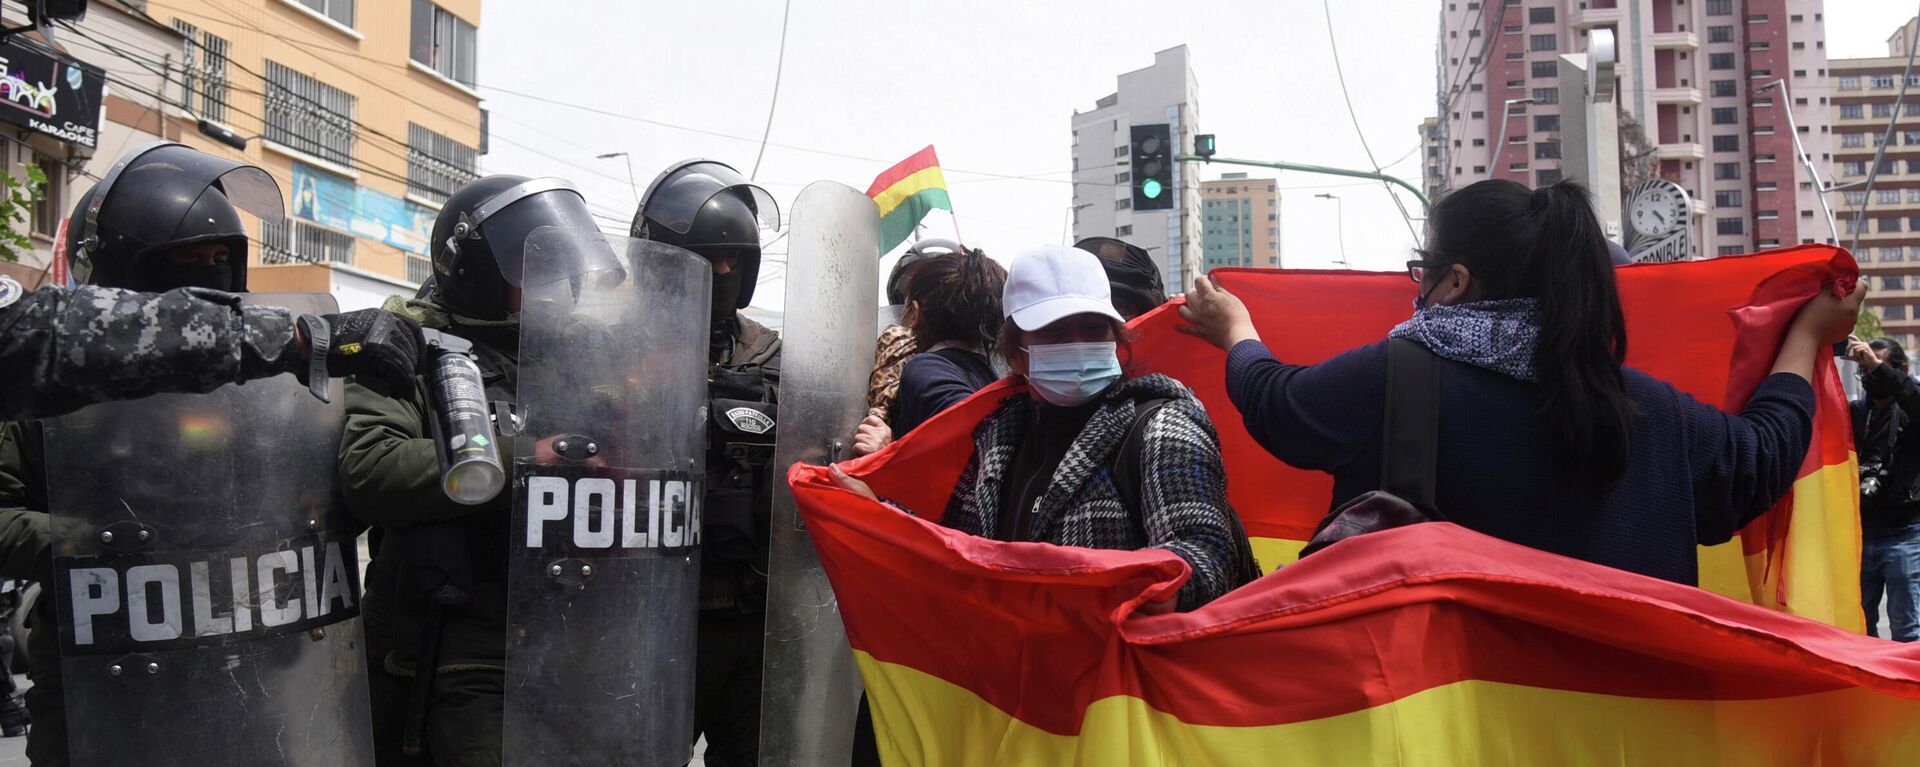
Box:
[477,1,1915,316]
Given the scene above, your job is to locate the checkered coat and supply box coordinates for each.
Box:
[940,373,1247,611]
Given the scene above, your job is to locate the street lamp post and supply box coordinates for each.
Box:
[1492,98,1538,180]
[1754,79,1841,244]
[594,151,642,205]
[1315,193,1349,267]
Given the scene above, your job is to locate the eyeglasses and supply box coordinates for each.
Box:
[1406,250,1445,284]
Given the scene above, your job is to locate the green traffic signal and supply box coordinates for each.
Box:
[1142,178,1163,199]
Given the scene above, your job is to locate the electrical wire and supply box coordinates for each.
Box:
[1321,0,1421,240]
[748,0,793,180]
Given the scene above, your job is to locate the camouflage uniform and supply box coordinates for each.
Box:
[0,284,300,421]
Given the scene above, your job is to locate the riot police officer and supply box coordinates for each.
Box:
[0,142,407,764]
[631,159,783,767]
[338,174,598,765]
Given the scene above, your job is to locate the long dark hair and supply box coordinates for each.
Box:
[906,249,1008,354]
[1426,179,1632,488]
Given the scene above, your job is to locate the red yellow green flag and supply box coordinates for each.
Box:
[794,246,1899,764]
[866,145,951,254]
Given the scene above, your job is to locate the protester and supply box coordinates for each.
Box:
[835,244,1255,613]
[852,248,1007,455]
[1076,236,1167,320]
[867,240,962,421]
[1849,337,1920,641]
[1179,179,1862,586]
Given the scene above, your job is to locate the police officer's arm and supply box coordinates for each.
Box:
[336,378,481,524]
[0,423,50,583]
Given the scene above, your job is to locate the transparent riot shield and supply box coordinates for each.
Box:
[43,292,371,766]
[759,181,880,764]
[504,229,711,765]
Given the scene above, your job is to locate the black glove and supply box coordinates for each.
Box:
[298,309,424,396]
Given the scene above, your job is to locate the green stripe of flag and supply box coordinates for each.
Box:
[877,188,953,255]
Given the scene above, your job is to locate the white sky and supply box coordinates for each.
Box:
[478,1,1915,316]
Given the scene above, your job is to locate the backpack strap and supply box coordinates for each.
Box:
[1380,338,1440,506]
[1111,398,1262,586]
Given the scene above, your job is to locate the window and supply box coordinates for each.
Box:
[1881,218,1904,233]
[1115,225,1132,236]
[1712,134,1740,152]
[1714,190,1743,207]
[171,23,233,124]
[1506,79,1525,88]
[1503,24,1522,34]
[1880,189,1903,204]
[261,219,355,266]
[1471,110,1485,119]
[1884,305,1909,321]
[1528,6,1553,23]
[1531,87,1558,104]
[1844,191,1868,205]
[292,0,353,28]
[1711,107,1738,125]
[1757,210,1779,220]
[1874,103,1895,119]
[1716,217,1744,235]
[1531,61,1557,78]
[1535,168,1562,186]
[1529,34,1557,52]
[1472,138,1486,147]
[1884,247,1907,262]
[1534,141,1560,159]
[1909,189,1920,203]
[1714,162,1741,179]
[1505,51,1524,60]
[1909,103,1920,116]
[1841,133,1866,148]
[1115,198,1130,211]
[1840,104,1862,119]
[1708,26,1734,43]
[1718,246,1746,257]
[1473,165,1487,173]
[1707,0,1732,15]
[411,1,478,86]
[30,155,59,237]
[1113,145,1127,157]
[1749,41,1769,51]
[264,61,356,168]
[1882,276,1905,291]
[1792,41,1804,50]
[1709,53,1736,70]
[1114,171,1130,184]
[1533,114,1560,132]
[1746,14,1768,23]
[1843,161,1866,176]
[1873,75,1897,90]
[1710,80,1737,97]
[1470,83,1483,92]
[1906,131,1920,145]
[406,123,478,205]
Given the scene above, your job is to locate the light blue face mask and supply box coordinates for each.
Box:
[1024,341,1122,407]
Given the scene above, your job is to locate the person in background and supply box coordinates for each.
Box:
[1179,179,1860,586]
[852,248,1007,455]
[1076,236,1167,320]
[835,244,1254,613]
[1848,337,1920,641]
[867,240,963,421]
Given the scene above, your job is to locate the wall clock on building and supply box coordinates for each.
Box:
[1625,179,1695,262]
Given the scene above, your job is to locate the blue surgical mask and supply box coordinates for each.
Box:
[1024,341,1122,407]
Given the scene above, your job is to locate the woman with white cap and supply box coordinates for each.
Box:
[835,244,1256,613]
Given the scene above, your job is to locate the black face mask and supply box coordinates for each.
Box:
[135,258,233,292]
[710,269,743,326]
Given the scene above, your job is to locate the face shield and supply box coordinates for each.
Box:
[73,142,285,284]
[458,178,611,287]
[635,160,781,240]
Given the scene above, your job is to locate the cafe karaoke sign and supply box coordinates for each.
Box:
[0,40,105,148]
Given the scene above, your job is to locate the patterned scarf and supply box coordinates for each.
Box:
[1389,298,1543,382]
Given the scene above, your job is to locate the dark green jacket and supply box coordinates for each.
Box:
[337,298,518,673]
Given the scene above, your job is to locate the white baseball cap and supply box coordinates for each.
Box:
[1002,245,1126,331]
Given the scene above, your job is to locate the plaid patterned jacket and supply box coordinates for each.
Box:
[940,373,1247,611]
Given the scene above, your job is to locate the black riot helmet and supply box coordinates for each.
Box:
[630,159,780,316]
[429,174,603,320]
[70,142,284,292]
[1074,236,1167,320]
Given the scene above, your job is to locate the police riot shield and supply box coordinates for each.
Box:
[504,228,710,764]
[42,292,371,766]
[759,181,880,765]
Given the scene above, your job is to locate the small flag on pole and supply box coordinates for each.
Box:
[866,146,951,255]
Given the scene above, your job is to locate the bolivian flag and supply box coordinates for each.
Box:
[792,246,1906,764]
[867,145,952,255]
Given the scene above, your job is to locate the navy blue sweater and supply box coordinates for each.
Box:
[889,347,999,437]
[1225,339,1816,585]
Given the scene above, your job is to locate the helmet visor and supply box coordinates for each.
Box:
[639,161,781,237]
[80,142,285,253]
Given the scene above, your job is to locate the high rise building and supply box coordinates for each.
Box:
[0,0,486,310]
[1429,0,1832,257]
[1071,46,1202,290]
[1420,116,1447,202]
[1199,173,1281,270]
[1830,17,1920,347]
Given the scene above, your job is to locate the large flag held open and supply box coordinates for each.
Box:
[866,145,952,255]
[791,246,1920,764]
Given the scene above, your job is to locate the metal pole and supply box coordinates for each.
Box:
[1492,98,1538,182]
[1177,155,1430,208]
[1755,79,1839,244]
[594,151,641,205]
[1315,193,1349,266]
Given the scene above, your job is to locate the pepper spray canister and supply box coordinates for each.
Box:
[423,328,505,504]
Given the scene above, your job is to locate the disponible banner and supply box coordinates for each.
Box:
[0,40,105,147]
[290,162,435,254]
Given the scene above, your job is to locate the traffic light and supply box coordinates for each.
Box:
[1194,133,1217,159]
[1129,123,1173,211]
